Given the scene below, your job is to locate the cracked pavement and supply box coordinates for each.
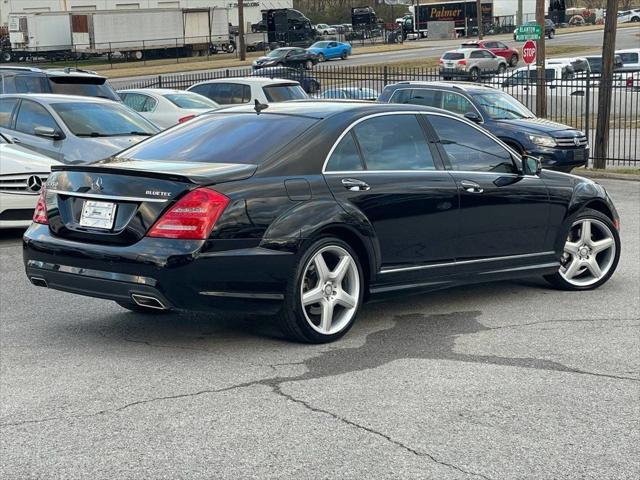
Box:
[1,178,639,479]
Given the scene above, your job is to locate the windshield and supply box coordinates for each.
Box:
[164,94,218,109]
[52,102,159,137]
[311,42,330,48]
[262,84,307,102]
[267,49,287,58]
[114,113,318,164]
[474,92,535,120]
[48,77,120,101]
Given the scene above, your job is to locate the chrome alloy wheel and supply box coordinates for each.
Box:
[300,245,360,335]
[559,218,616,287]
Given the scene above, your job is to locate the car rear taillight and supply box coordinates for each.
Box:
[458,59,467,65]
[179,114,196,123]
[147,187,229,240]
[626,76,634,88]
[439,59,444,64]
[32,188,48,225]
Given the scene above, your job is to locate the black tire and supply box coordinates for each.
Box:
[544,209,620,291]
[497,64,506,75]
[304,59,314,70]
[277,236,364,343]
[548,30,555,39]
[509,54,518,67]
[1,51,12,63]
[317,53,325,62]
[116,300,168,314]
[469,67,480,82]
[341,51,348,60]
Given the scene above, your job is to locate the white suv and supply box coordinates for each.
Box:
[187,77,308,105]
[439,48,508,82]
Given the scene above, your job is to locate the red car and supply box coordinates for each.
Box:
[461,40,519,67]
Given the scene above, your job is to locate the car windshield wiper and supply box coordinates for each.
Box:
[75,132,113,137]
[127,131,154,136]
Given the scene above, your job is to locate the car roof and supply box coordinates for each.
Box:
[615,48,640,54]
[0,93,117,104]
[0,66,105,79]
[385,81,496,94]
[189,77,300,87]
[117,88,196,95]
[214,100,444,119]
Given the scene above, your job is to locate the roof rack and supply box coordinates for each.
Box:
[0,66,42,72]
[46,66,98,75]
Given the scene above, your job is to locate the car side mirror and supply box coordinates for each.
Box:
[464,111,482,123]
[34,126,62,140]
[522,155,542,176]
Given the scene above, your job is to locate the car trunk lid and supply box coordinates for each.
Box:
[44,161,256,245]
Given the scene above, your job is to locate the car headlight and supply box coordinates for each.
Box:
[527,134,557,148]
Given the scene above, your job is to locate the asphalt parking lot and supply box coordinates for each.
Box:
[1,177,638,479]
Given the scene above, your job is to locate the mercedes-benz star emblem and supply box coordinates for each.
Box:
[92,177,104,191]
[26,175,43,193]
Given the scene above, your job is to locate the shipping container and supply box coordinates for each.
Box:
[8,12,72,53]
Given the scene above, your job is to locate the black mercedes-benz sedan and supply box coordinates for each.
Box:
[23,101,621,343]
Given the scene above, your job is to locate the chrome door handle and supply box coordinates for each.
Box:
[460,180,484,193]
[341,178,370,192]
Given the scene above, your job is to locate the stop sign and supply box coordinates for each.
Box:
[522,40,537,64]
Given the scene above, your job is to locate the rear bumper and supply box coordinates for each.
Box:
[23,224,295,314]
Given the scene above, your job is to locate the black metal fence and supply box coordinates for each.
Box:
[114,65,639,167]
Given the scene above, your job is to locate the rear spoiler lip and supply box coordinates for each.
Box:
[50,163,258,185]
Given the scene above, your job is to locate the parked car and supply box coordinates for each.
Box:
[0,133,59,229]
[584,55,625,74]
[379,81,589,172]
[439,48,508,82]
[187,77,308,105]
[0,66,119,100]
[315,24,337,35]
[253,47,319,70]
[307,41,352,62]
[250,67,321,94]
[617,9,640,23]
[24,102,621,344]
[320,86,378,100]
[461,40,519,67]
[514,19,555,39]
[0,94,159,164]
[616,48,640,71]
[118,89,219,129]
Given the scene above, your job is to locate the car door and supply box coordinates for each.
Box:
[323,113,459,271]
[327,42,339,58]
[8,99,63,161]
[482,50,501,72]
[425,113,550,260]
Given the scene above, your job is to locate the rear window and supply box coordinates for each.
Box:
[48,76,119,100]
[164,94,218,109]
[262,84,307,102]
[52,102,158,137]
[443,52,464,60]
[116,113,318,164]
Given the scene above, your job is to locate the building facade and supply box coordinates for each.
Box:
[0,0,293,25]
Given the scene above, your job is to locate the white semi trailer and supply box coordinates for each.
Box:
[7,7,234,61]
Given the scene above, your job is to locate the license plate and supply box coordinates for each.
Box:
[446,62,453,68]
[574,150,585,160]
[79,200,116,230]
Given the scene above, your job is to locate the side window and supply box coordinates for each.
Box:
[0,98,19,128]
[189,84,211,99]
[481,50,495,58]
[441,92,476,116]
[14,100,59,135]
[206,83,250,104]
[389,89,412,104]
[122,93,152,112]
[427,115,516,174]
[410,89,442,107]
[325,131,363,172]
[470,51,482,58]
[353,115,435,171]
[495,42,507,49]
[14,75,48,94]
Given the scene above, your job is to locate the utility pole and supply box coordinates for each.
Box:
[476,0,483,39]
[238,0,246,61]
[535,0,546,117]
[594,0,619,169]
[517,0,523,25]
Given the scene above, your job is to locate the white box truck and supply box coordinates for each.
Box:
[8,12,73,59]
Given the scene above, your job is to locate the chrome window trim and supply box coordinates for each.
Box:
[48,189,169,203]
[379,251,555,274]
[322,111,530,176]
[387,87,485,123]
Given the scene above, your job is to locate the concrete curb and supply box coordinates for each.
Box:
[573,170,640,182]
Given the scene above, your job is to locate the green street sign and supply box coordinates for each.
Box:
[515,24,542,41]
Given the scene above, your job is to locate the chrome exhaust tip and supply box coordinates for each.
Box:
[30,276,48,288]
[130,293,167,310]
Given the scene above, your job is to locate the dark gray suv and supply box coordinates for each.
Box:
[0,66,119,101]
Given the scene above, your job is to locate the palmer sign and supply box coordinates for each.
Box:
[415,1,493,29]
